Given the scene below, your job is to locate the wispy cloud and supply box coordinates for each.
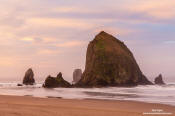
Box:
[21,37,34,42]
[123,1,175,23]
[164,40,175,44]
[0,0,174,81]
[56,41,86,48]
[26,18,94,29]
[0,57,15,67]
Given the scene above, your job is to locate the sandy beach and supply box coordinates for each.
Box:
[0,95,174,116]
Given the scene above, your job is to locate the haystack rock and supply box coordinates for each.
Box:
[72,69,82,84]
[76,31,152,87]
[43,72,71,88]
[23,68,35,85]
[154,74,165,85]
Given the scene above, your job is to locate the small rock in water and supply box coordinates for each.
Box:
[154,74,165,85]
[43,72,71,88]
[23,68,35,85]
[17,84,23,86]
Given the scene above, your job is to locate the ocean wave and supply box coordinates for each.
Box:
[0,83,174,106]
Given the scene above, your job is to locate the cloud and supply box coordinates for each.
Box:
[21,37,44,43]
[0,57,16,67]
[26,18,94,29]
[0,0,174,81]
[37,49,60,55]
[93,26,138,36]
[56,41,86,48]
[164,41,175,44]
[126,1,175,21]
[53,7,81,13]
[39,1,175,24]
[21,37,34,42]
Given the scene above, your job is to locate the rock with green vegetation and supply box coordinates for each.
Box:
[76,31,153,87]
[43,72,71,88]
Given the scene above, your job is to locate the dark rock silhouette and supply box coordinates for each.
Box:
[72,69,82,84]
[23,68,35,85]
[154,74,165,85]
[76,31,152,87]
[43,72,71,88]
[17,84,23,86]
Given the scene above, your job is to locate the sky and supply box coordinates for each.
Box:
[0,0,175,83]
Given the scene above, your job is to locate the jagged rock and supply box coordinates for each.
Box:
[43,72,71,88]
[76,31,152,87]
[72,69,82,84]
[23,68,35,85]
[154,74,165,85]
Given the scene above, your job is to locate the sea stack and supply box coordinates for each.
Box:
[72,69,82,84]
[154,74,165,85]
[76,31,152,87]
[23,68,35,85]
[43,72,71,88]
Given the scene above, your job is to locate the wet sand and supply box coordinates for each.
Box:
[0,95,174,116]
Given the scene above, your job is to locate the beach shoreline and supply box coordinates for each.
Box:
[0,95,174,116]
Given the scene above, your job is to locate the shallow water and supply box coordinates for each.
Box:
[0,82,175,106]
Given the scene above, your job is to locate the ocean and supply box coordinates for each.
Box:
[0,82,175,106]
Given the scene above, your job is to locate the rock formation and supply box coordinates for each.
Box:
[154,74,165,85]
[17,84,23,86]
[72,69,82,84]
[23,68,35,85]
[43,72,71,88]
[76,31,152,87]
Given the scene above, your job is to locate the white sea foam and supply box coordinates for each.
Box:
[0,83,175,106]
